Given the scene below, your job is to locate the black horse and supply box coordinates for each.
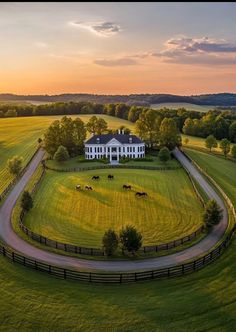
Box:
[135,192,148,197]
[85,185,93,190]
[92,176,100,180]
[108,174,114,180]
[123,184,132,190]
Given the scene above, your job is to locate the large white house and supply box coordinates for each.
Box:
[84,130,145,163]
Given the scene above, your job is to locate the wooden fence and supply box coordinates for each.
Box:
[0,224,235,283]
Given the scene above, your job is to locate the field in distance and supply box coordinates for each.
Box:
[151,102,216,112]
[24,168,203,247]
[0,115,134,195]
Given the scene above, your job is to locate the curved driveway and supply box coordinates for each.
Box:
[0,148,228,272]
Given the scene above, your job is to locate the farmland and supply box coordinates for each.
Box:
[151,102,216,112]
[0,115,134,195]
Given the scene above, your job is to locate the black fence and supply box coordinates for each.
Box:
[1,225,235,284]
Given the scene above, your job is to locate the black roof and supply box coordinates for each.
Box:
[85,134,143,145]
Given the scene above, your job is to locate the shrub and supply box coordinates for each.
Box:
[203,199,223,228]
[53,145,69,162]
[102,229,119,256]
[231,144,236,159]
[159,147,170,163]
[119,156,130,164]
[21,191,33,211]
[133,156,153,162]
[7,156,23,176]
[119,225,142,254]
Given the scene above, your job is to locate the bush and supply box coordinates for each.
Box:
[203,199,223,228]
[159,147,170,163]
[53,145,69,162]
[7,156,23,176]
[231,144,236,158]
[133,156,153,162]
[119,225,142,254]
[98,157,109,164]
[21,191,33,211]
[119,156,130,164]
[102,229,119,256]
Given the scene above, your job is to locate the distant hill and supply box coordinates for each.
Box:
[0,93,236,107]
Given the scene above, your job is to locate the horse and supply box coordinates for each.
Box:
[108,174,114,180]
[92,176,100,180]
[123,184,132,190]
[85,185,93,190]
[135,192,148,197]
[75,184,81,191]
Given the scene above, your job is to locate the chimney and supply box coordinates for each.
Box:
[118,129,121,134]
[122,129,125,134]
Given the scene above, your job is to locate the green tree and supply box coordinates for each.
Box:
[21,191,33,211]
[44,120,62,156]
[182,118,195,136]
[102,229,119,256]
[5,109,17,117]
[203,199,223,228]
[86,116,108,135]
[220,138,231,159]
[159,147,170,163]
[119,225,142,254]
[104,104,116,116]
[159,118,181,150]
[73,117,87,154]
[230,144,236,158]
[53,145,69,162]
[184,137,189,145]
[135,109,161,147]
[7,156,23,176]
[229,121,236,143]
[205,135,218,152]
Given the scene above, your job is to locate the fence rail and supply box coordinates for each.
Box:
[1,224,235,283]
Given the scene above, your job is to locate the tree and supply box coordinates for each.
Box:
[182,118,195,136]
[53,145,69,162]
[203,199,223,228]
[220,138,231,159]
[7,156,23,176]
[119,225,142,254]
[21,191,33,211]
[159,118,182,150]
[38,137,42,144]
[205,135,217,152]
[229,121,236,143]
[135,109,161,147]
[184,137,189,145]
[159,147,170,163]
[102,229,119,256]
[86,116,108,135]
[231,144,236,158]
[5,109,17,117]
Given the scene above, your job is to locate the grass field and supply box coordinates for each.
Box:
[151,102,215,112]
[24,168,203,247]
[0,115,134,194]
[0,144,236,330]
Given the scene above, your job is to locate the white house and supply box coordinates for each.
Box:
[84,130,145,163]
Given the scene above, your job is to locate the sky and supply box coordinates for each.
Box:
[1,2,236,95]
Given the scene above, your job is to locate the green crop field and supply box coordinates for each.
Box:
[0,115,134,195]
[151,102,215,112]
[24,168,203,247]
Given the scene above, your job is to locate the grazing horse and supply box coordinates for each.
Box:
[123,184,132,190]
[85,185,93,190]
[92,176,100,180]
[108,174,114,180]
[75,184,81,191]
[135,192,148,197]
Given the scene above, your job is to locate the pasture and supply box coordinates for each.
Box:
[0,115,134,194]
[24,168,203,247]
[151,102,215,112]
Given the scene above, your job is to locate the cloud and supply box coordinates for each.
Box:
[34,41,48,48]
[69,21,121,37]
[94,57,138,67]
[157,36,236,65]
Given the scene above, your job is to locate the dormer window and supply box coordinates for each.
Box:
[96,137,100,144]
[129,137,132,143]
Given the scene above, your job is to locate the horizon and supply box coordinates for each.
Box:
[1,2,236,94]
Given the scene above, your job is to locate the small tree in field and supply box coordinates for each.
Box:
[159,147,170,163]
[220,138,231,159]
[205,135,217,152]
[231,144,236,159]
[7,156,23,176]
[120,225,142,254]
[21,191,33,211]
[38,137,42,145]
[102,229,119,256]
[184,137,189,145]
[53,145,69,162]
[203,199,223,228]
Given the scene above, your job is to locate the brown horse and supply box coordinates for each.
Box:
[135,192,148,197]
[123,184,132,190]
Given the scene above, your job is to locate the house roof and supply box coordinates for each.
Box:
[85,134,143,145]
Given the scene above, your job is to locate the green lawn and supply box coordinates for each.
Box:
[0,145,236,330]
[151,102,215,112]
[0,115,134,194]
[24,168,203,247]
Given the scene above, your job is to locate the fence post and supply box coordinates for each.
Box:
[12,252,15,262]
[64,269,67,279]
